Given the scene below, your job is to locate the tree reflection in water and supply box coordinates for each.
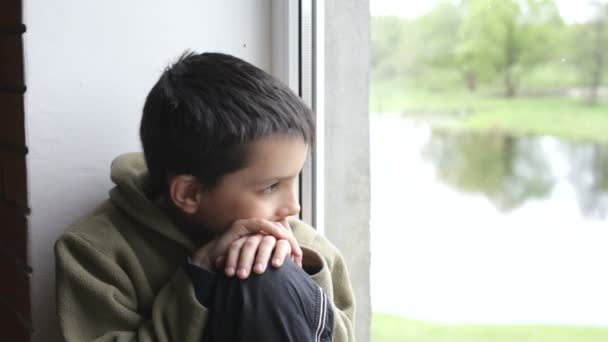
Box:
[421,129,608,217]
[565,143,608,218]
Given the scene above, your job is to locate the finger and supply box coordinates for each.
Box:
[277,218,291,231]
[277,221,303,267]
[224,236,247,277]
[291,238,303,267]
[214,219,287,256]
[236,235,264,279]
[272,239,292,268]
[214,255,225,268]
[239,219,288,238]
[253,235,277,274]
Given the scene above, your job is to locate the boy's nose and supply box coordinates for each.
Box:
[278,191,301,218]
[286,200,301,217]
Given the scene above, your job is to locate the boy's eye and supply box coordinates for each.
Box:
[262,183,279,194]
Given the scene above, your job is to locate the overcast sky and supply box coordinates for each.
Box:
[370,0,607,23]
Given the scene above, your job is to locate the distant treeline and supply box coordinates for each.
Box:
[372,0,608,104]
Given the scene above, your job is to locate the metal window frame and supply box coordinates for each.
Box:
[271,0,324,232]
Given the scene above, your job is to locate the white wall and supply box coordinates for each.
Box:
[24,1,272,340]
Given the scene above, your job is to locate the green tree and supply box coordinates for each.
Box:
[415,1,463,69]
[564,2,608,106]
[371,2,463,89]
[457,0,563,96]
[588,2,608,105]
[371,16,420,82]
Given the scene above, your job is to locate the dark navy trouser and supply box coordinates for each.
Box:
[188,258,334,342]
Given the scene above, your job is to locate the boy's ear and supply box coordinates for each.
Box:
[168,175,202,214]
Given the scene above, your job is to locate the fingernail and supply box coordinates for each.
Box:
[238,268,248,277]
[226,267,235,276]
[255,262,265,273]
[273,258,282,266]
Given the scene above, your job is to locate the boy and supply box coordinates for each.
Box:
[55,52,355,341]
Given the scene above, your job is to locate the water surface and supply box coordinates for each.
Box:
[370,112,608,326]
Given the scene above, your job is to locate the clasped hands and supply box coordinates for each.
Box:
[191,218,302,279]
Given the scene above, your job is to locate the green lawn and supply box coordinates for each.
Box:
[372,313,608,342]
[370,81,608,143]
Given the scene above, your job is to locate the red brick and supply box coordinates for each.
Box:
[0,203,27,260]
[0,150,28,208]
[0,34,24,87]
[0,305,30,342]
[0,0,22,27]
[0,254,31,323]
[0,93,25,145]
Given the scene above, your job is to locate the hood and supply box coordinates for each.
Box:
[109,152,197,251]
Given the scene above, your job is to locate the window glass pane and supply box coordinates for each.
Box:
[370,1,608,340]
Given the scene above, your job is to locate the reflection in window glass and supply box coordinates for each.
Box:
[370,1,608,341]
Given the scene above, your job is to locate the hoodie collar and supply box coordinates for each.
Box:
[108,152,197,252]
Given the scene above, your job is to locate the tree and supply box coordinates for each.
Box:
[371,16,423,82]
[415,1,463,69]
[564,2,608,106]
[588,1,608,105]
[371,2,463,89]
[457,0,563,97]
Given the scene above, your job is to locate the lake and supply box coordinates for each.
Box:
[370,112,608,326]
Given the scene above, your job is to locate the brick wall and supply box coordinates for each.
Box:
[0,0,32,341]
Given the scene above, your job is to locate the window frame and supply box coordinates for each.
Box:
[271,0,324,232]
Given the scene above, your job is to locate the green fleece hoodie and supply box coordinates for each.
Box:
[55,152,355,342]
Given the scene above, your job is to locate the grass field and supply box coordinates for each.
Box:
[370,81,608,143]
[372,313,608,342]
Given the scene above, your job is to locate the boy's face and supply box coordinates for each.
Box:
[195,134,308,233]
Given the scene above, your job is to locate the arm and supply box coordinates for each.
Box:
[304,239,356,342]
[55,232,209,342]
[326,252,356,342]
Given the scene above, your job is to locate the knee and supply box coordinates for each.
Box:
[247,258,310,289]
[219,258,317,304]
[206,259,331,341]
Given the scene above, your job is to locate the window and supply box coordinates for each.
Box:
[371,0,608,341]
[272,0,324,231]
